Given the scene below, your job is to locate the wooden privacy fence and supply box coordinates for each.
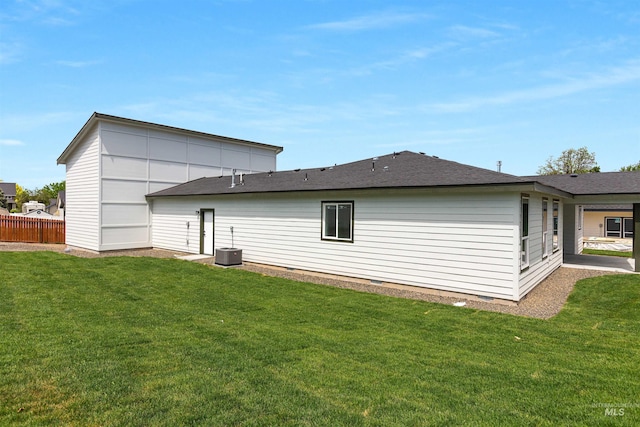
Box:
[0,216,65,244]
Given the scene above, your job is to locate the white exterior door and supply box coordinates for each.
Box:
[202,210,214,255]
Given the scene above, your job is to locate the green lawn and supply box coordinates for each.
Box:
[1,252,639,426]
[582,248,633,258]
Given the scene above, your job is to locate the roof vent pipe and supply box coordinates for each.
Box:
[230,169,237,188]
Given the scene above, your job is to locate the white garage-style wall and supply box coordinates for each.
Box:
[58,113,282,252]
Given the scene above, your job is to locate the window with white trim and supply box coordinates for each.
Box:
[542,198,548,258]
[552,200,559,251]
[322,202,353,242]
[521,196,530,269]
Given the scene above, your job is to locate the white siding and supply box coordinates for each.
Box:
[518,195,563,299]
[572,205,583,254]
[65,125,100,251]
[151,202,202,254]
[151,190,523,300]
[91,120,279,251]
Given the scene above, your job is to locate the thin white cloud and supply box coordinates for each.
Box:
[56,59,102,67]
[0,139,24,146]
[346,42,456,76]
[2,0,81,25]
[307,11,431,32]
[448,25,499,39]
[427,60,640,113]
[558,36,629,57]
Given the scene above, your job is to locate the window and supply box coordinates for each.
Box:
[542,198,548,258]
[605,217,634,238]
[322,202,353,242]
[521,196,529,269]
[578,205,583,231]
[552,200,559,251]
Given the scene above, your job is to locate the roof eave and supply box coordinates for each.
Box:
[57,112,99,165]
[57,112,285,165]
[146,181,561,199]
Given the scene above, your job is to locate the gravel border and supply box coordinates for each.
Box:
[0,242,616,319]
[232,262,613,319]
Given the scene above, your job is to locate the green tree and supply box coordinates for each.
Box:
[13,181,66,210]
[537,147,599,175]
[620,161,640,172]
[33,181,65,205]
[0,188,6,209]
[14,184,30,211]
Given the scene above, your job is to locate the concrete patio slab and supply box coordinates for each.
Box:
[564,254,636,273]
[175,254,214,261]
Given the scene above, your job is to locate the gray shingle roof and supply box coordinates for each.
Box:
[147,151,530,197]
[0,182,16,197]
[522,172,640,195]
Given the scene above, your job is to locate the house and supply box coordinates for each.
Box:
[146,151,581,302]
[46,198,57,215]
[57,113,283,252]
[0,182,17,211]
[582,204,633,239]
[55,190,66,218]
[525,172,640,256]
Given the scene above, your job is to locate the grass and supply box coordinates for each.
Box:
[582,248,633,258]
[1,252,639,426]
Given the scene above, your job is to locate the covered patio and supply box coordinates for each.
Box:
[528,172,640,273]
[564,253,636,273]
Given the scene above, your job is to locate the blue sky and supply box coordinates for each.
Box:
[1,0,639,189]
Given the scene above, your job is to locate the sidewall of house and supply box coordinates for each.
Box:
[518,194,563,299]
[65,124,100,251]
[151,190,523,300]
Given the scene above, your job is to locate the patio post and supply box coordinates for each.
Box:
[634,203,639,272]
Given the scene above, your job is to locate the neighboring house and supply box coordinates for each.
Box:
[57,113,283,252]
[582,204,633,239]
[147,151,574,302]
[46,198,57,215]
[56,190,66,218]
[0,182,17,211]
